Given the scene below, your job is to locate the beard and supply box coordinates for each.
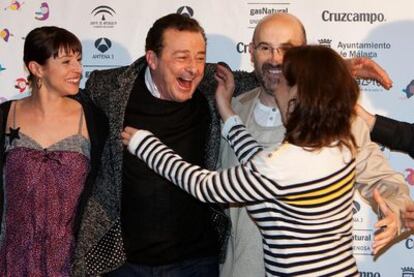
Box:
[254,62,282,95]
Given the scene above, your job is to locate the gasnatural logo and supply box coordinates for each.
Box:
[177,6,194,18]
[250,7,288,16]
[90,6,117,28]
[322,10,386,24]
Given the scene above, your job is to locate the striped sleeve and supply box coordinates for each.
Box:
[222,115,263,163]
[127,128,280,204]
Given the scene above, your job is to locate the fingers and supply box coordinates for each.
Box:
[402,202,414,230]
[121,126,138,146]
[373,188,390,216]
[215,63,233,83]
[373,214,397,255]
[349,57,393,90]
[372,188,397,255]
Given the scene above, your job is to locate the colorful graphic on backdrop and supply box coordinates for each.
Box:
[14,77,28,93]
[35,2,49,21]
[4,1,24,11]
[403,80,414,99]
[0,29,13,42]
[406,168,414,186]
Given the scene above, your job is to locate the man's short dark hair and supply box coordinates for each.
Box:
[145,13,207,56]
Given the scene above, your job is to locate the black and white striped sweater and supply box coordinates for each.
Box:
[128,118,358,277]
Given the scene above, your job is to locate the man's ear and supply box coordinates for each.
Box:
[27,61,44,78]
[146,50,158,70]
[248,42,255,64]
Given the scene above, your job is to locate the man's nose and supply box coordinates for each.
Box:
[186,59,198,74]
[269,49,283,64]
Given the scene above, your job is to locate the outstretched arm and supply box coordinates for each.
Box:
[347,58,392,89]
[356,104,414,158]
[121,124,277,204]
[352,116,412,236]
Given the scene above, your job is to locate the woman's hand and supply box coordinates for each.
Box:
[214,62,236,121]
[121,126,139,146]
[372,188,398,255]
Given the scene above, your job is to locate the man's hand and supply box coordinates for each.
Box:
[403,202,414,230]
[215,62,236,121]
[121,126,139,146]
[372,188,398,255]
[347,58,393,90]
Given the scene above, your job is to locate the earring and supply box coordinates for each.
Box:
[36,77,42,89]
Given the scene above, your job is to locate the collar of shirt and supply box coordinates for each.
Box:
[253,100,282,127]
[144,66,161,99]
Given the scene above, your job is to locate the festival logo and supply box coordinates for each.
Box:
[0,28,13,42]
[403,80,414,99]
[177,6,194,18]
[14,77,28,93]
[90,5,117,28]
[35,2,49,21]
[405,168,414,186]
[4,0,24,11]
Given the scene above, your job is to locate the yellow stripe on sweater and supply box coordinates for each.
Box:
[283,170,355,205]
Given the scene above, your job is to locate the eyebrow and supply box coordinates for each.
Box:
[56,53,82,59]
[256,41,295,48]
[172,50,206,55]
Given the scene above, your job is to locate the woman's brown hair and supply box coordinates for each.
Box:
[282,45,359,152]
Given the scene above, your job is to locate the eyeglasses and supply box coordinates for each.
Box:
[252,43,294,57]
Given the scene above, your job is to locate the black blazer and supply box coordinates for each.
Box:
[372,114,414,158]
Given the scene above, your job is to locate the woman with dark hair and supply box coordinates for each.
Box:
[0,26,107,276]
[121,45,397,276]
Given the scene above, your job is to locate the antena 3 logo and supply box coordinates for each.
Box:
[322,10,386,24]
[177,6,194,18]
[90,5,117,28]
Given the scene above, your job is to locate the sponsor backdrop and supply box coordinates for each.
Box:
[1,0,413,275]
